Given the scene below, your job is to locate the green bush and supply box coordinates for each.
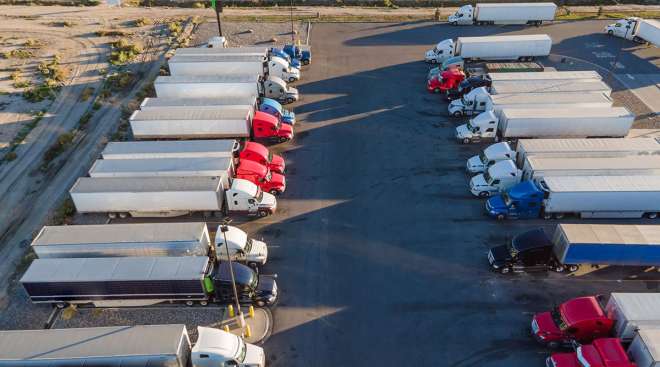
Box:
[109,39,143,65]
[2,49,33,59]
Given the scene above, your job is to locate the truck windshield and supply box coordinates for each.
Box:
[268,151,273,163]
[502,192,513,206]
[255,187,264,202]
[236,339,247,362]
[483,170,492,183]
[551,308,569,331]
[466,120,474,131]
[479,152,489,164]
[245,238,253,252]
[266,172,272,181]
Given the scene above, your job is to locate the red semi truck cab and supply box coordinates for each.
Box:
[546,338,635,367]
[240,142,285,174]
[236,160,286,195]
[252,111,293,143]
[426,68,465,94]
[532,296,613,347]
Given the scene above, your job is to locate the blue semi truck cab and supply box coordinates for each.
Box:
[284,44,311,65]
[260,98,296,125]
[486,180,546,220]
[270,47,301,69]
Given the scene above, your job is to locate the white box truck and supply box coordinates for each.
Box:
[455,107,633,143]
[140,95,258,111]
[629,328,660,367]
[102,140,240,160]
[154,75,299,104]
[489,79,612,95]
[448,87,612,117]
[469,155,660,198]
[129,108,252,140]
[448,3,556,26]
[69,176,276,218]
[606,293,660,341]
[31,222,211,258]
[168,54,300,82]
[425,34,551,64]
[0,325,266,367]
[605,18,660,47]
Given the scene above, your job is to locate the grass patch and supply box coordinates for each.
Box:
[10,70,30,88]
[109,39,143,65]
[50,21,77,28]
[2,48,34,59]
[4,110,47,161]
[24,57,68,102]
[78,111,93,128]
[24,38,45,48]
[96,29,131,37]
[556,9,660,21]
[51,197,76,225]
[41,131,75,170]
[134,17,153,27]
[167,20,184,37]
[80,87,95,101]
[105,71,137,92]
[4,151,17,162]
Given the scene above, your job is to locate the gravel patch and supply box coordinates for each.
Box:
[192,21,309,47]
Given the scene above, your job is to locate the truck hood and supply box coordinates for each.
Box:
[259,192,277,211]
[449,99,464,110]
[486,195,507,211]
[470,174,489,189]
[287,87,299,98]
[279,123,294,138]
[489,244,512,264]
[271,153,285,172]
[466,155,485,173]
[534,311,562,337]
[427,67,440,81]
[244,342,266,367]
[547,353,581,367]
[271,172,286,190]
[248,239,268,265]
[424,49,436,61]
[455,124,473,139]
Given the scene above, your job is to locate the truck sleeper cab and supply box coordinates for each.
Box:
[236,160,286,195]
[260,97,296,125]
[240,141,285,174]
[427,68,466,94]
[547,338,635,367]
[215,225,268,269]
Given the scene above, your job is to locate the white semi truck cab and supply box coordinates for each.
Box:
[215,225,268,268]
[448,87,491,117]
[469,160,521,197]
[228,179,277,217]
[193,326,266,367]
[455,110,498,144]
[269,56,300,82]
[466,142,516,173]
[425,39,454,64]
[448,5,475,25]
[264,76,299,104]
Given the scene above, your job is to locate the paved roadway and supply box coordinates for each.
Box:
[237,21,660,366]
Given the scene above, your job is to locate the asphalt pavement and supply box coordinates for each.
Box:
[238,22,660,367]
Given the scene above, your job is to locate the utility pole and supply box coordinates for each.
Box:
[211,0,223,37]
[219,219,244,331]
[290,0,295,43]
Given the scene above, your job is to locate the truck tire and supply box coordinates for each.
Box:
[462,138,471,144]
[258,209,269,218]
[543,212,553,220]
[303,59,310,65]
[478,191,490,198]
[286,97,295,104]
[496,213,505,220]
[118,212,128,219]
[567,265,579,272]
[200,300,209,306]
[554,213,565,219]
[55,302,67,309]
[108,212,117,219]
[185,300,194,306]
[608,30,614,36]
[554,265,565,273]
[256,300,266,307]
[289,77,296,82]
[450,22,457,26]
[248,262,258,270]
[452,111,463,118]
[429,59,437,64]
[500,267,510,274]
[648,212,659,219]
[547,341,560,349]
[269,189,280,196]
[434,88,440,94]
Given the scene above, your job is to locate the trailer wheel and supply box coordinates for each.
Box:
[289,77,296,83]
[452,111,463,118]
[55,302,67,309]
[200,300,208,306]
[500,267,510,274]
[647,212,658,219]
[567,265,579,272]
[256,300,266,307]
[462,138,471,144]
[185,300,194,306]
[118,212,128,219]
[258,209,269,218]
[108,212,117,219]
[495,213,505,220]
[269,189,280,196]
[608,30,614,36]
[478,191,490,198]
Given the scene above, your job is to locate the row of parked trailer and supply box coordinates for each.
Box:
[3,43,313,366]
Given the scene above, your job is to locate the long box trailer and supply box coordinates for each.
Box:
[0,325,192,367]
[140,96,258,111]
[31,222,210,258]
[168,55,265,76]
[154,75,260,99]
[488,70,601,81]
[449,3,557,25]
[628,327,660,367]
[21,256,211,306]
[521,156,660,181]
[606,293,660,342]
[175,46,268,57]
[638,19,660,47]
[88,157,234,189]
[457,34,552,61]
[497,107,633,139]
[102,140,239,160]
[552,224,660,267]
[490,79,612,95]
[515,138,660,167]
[129,108,252,140]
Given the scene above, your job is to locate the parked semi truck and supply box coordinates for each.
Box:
[102,140,286,174]
[21,256,278,307]
[31,222,268,269]
[140,96,296,125]
[69,176,277,218]
[486,175,660,220]
[0,324,266,367]
[168,54,300,82]
[154,75,299,104]
[455,107,633,144]
[548,338,635,367]
[629,328,660,367]
[488,224,660,274]
[469,156,660,198]
[427,68,465,93]
[425,34,551,64]
[129,108,293,143]
[449,87,612,117]
[605,17,660,47]
[489,78,611,95]
[531,293,660,347]
[448,3,556,26]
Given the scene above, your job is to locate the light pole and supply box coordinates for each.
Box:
[211,0,223,37]
[219,218,244,330]
[290,0,295,43]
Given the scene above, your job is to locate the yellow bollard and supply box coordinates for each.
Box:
[297,39,301,46]
[248,305,255,318]
[228,304,234,318]
[244,324,252,338]
[223,325,230,332]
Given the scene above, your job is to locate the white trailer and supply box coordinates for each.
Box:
[605,17,660,47]
[154,74,259,99]
[629,328,660,367]
[488,71,601,81]
[540,175,660,219]
[448,87,612,117]
[102,140,239,160]
[425,34,551,63]
[30,222,211,258]
[490,79,611,95]
[515,138,660,167]
[606,293,660,341]
[455,107,633,143]
[175,46,268,57]
[88,157,234,189]
[69,176,276,218]
[140,96,258,111]
[168,54,300,82]
[129,108,252,140]
[448,3,556,26]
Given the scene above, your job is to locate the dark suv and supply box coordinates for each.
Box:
[446,75,492,100]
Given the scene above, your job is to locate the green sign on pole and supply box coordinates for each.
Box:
[210,0,216,9]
